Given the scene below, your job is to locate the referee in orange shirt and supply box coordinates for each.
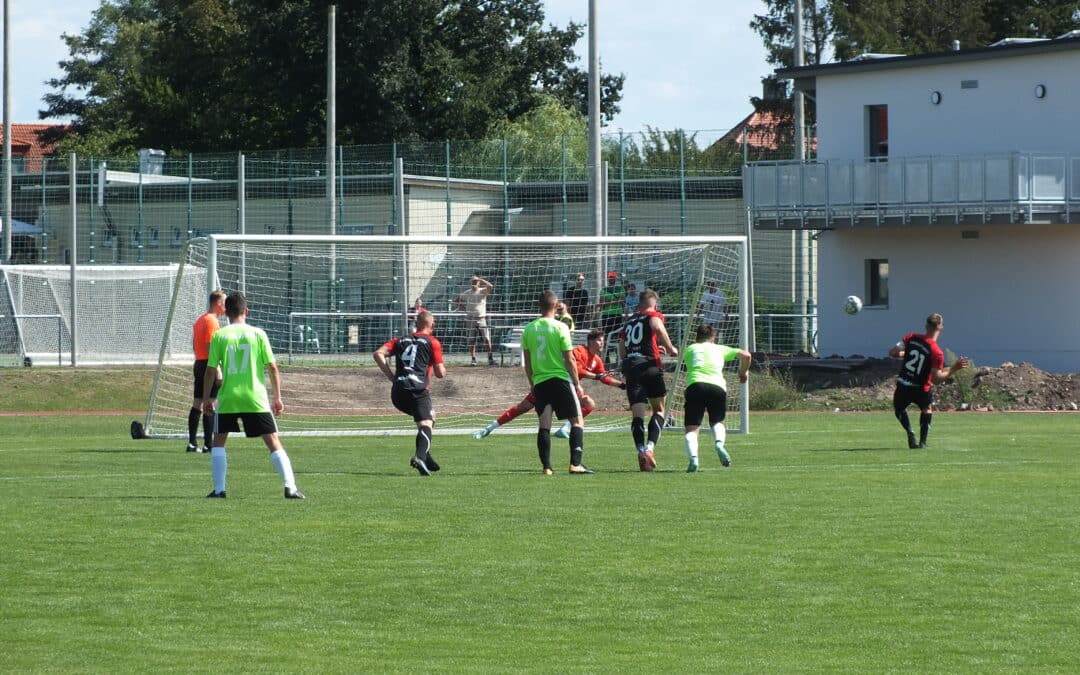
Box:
[188,290,226,452]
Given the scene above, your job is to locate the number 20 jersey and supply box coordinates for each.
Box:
[383,333,444,390]
[896,333,944,392]
[621,309,666,367]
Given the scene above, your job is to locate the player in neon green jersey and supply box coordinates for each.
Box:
[521,289,592,475]
[681,323,751,473]
[202,291,304,499]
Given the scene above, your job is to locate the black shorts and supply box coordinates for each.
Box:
[214,412,278,438]
[684,382,727,427]
[193,360,221,399]
[392,382,434,422]
[622,357,667,405]
[532,378,582,421]
[894,384,933,412]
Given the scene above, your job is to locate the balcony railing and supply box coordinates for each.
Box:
[744,153,1080,228]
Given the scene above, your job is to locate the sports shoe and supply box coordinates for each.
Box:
[206,490,226,498]
[186,443,199,453]
[473,426,493,440]
[487,356,496,366]
[543,468,554,476]
[284,488,306,499]
[410,456,432,476]
[201,446,211,454]
[568,464,595,474]
[907,432,918,449]
[638,450,656,472]
[918,440,928,449]
[553,422,571,439]
[425,452,441,472]
[715,442,731,467]
[687,459,699,473]
[470,358,478,367]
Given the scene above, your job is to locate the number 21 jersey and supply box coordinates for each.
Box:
[896,333,944,392]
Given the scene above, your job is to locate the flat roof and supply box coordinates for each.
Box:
[775,34,1080,80]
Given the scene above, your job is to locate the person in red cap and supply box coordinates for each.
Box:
[599,271,624,364]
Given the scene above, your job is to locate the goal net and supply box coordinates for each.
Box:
[143,235,749,437]
[0,264,193,366]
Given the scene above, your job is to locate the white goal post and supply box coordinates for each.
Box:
[144,234,750,438]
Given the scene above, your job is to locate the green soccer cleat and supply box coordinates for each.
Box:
[553,422,571,439]
[715,442,731,467]
[472,427,492,440]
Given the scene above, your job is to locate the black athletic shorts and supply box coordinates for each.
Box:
[214,412,278,438]
[193,360,221,399]
[532,378,582,421]
[894,384,932,412]
[622,357,667,405]
[684,382,727,427]
[392,382,434,422]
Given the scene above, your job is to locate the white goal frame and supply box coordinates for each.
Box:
[146,234,750,437]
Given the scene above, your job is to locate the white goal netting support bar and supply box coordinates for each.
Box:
[144,234,749,438]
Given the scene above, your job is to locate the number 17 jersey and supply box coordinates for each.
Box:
[206,323,276,414]
[896,333,944,392]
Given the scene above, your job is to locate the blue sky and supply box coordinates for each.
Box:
[6,0,773,134]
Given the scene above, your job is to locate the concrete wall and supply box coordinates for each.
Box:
[817,224,1080,372]
[816,50,1080,159]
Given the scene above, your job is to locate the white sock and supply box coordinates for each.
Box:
[486,421,500,433]
[713,422,726,446]
[270,449,297,490]
[211,446,227,493]
[645,441,655,453]
[684,432,699,461]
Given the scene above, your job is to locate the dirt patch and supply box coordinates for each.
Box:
[766,356,1080,412]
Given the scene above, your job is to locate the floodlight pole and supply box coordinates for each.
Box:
[793,0,810,351]
[3,0,11,263]
[588,0,605,291]
[326,4,338,315]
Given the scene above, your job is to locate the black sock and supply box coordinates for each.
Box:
[631,417,645,449]
[415,426,432,460]
[895,409,913,433]
[919,413,932,443]
[537,429,552,470]
[202,413,214,448]
[187,408,201,445]
[648,413,665,446]
[569,426,584,466]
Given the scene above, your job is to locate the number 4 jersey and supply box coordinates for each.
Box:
[383,332,444,391]
[896,333,944,392]
[207,323,277,414]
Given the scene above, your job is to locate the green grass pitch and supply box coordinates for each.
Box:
[1,413,1078,671]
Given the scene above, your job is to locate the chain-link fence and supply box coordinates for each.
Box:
[0,128,817,365]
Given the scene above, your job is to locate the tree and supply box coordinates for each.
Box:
[750,0,832,69]
[42,0,624,155]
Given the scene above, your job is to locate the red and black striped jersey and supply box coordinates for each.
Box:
[896,333,944,392]
[621,309,665,367]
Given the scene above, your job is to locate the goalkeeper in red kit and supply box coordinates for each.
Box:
[472,328,625,439]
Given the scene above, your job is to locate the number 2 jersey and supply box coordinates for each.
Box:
[621,309,666,367]
[896,333,944,392]
[382,332,444,391]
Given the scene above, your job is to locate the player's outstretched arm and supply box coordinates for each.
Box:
[267,362,284,415]
[737,349,752,383]
[652,317,678,357]
[373,346,396,383]
[933,356,969,383]
[888,342,905,358]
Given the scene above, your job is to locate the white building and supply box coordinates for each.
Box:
[745,35,1080,372]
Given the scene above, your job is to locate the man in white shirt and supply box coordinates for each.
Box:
[698,280,726,329]
[455,275,495,365]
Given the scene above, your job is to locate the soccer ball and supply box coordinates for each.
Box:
[843,295,863,315]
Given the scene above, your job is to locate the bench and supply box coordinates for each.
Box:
[498,327,592,366]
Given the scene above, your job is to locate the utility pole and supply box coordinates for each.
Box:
[3,0,12,262]
[793,0,810,352]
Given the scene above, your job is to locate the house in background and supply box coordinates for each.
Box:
[744,34,1080,372]
[0,123,65,174]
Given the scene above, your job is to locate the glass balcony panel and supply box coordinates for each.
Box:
[878,160,903,204]
[1015,154,1029,201]
[957,158,984,203]
[985,156,1013,201]
[904,158,930,204]
[751,165,778,207]
[802,162,827,206]
[828,162,853,205]
[1032,156,1065,200]
[777,164,802,205]
[853,163,877,204]
[931,158,958,203]
[1072,157,1080,200]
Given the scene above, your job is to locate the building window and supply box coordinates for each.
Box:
[867,105,888,158]
[866,259,889,307]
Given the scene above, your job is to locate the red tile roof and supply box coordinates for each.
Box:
[717,110,816,157]
[0,123,68,172]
